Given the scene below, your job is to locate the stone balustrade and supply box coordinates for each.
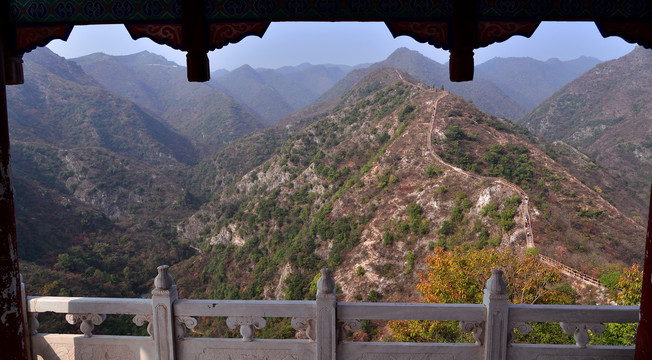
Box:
[25,267,639,360]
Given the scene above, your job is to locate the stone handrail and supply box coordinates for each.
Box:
[337,302,485,321]
[25,267,638,360]
[174,299,315,318]
[27,296,151,315]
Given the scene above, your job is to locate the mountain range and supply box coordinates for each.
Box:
[173,67,644,304]
[9,45,648,311]
[318,48,600,121]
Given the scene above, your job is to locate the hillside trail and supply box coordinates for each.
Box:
[423,91,604,290]
[391,71,537,247]
[425,92,534,245]
[394,69,427,91]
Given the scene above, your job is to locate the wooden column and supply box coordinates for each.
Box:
[182,0,210,82]
[635,183,652,359]
[0,25,28,360]
[450,0,476,82]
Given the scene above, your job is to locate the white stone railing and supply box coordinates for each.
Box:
[25,267,639,360]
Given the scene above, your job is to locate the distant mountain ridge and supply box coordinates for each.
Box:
[319,48,599,120]
[209,63,354,124]
[73,51,266,155]
[475,56,601,110]
[70,48,601,130]
[9,49,197,165]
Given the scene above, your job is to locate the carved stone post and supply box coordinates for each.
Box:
[483,269,509,360]
[316,268,336,360]
[151,265,178,360]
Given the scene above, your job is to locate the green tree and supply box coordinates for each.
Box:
[592,264,642,346]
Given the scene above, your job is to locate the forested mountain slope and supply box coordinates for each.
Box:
[519,47,652,219]
[173,68,644,306]
[9,48,197,298]
[11,50,644,325]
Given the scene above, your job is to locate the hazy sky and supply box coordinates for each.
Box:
[46,22,636,71]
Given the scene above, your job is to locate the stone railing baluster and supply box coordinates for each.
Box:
[226,316,266,341]
[460,320,484,345]
[316,268,337,360]
[291,317,315,340]
[507,321,532,345]
[337,319,361,342]
[151,265,178,360]
[133,314,153,337]
[560,322,606,348]
[22,267,639,360]
[175,315,198,341]
[65,313,106,337]
[483,269,509,360]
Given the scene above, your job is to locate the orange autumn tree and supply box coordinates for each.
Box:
[389,246,575,343]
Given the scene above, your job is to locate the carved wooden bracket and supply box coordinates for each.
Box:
[560,322,606,348]
[208,22,270,51]
[133,314,153,337]
[507,321,532,345]
[226,316,266,341]
[291,317,315,341]
[595,21,652,49]
[476,21,540,48]
[459,320,484,345]
[15,25,74,53]
[385,21,450,50]
[125,24,183,50]
[337,319,361,343]
[175,316,198,341]
[65,313,106,338]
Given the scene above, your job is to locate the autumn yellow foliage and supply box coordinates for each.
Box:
[389,246,575,343]
[416,247,574,305]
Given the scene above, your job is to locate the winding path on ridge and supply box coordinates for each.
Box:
[423,91,603,289]
[426,92,534,247]
[390,73,604,288]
